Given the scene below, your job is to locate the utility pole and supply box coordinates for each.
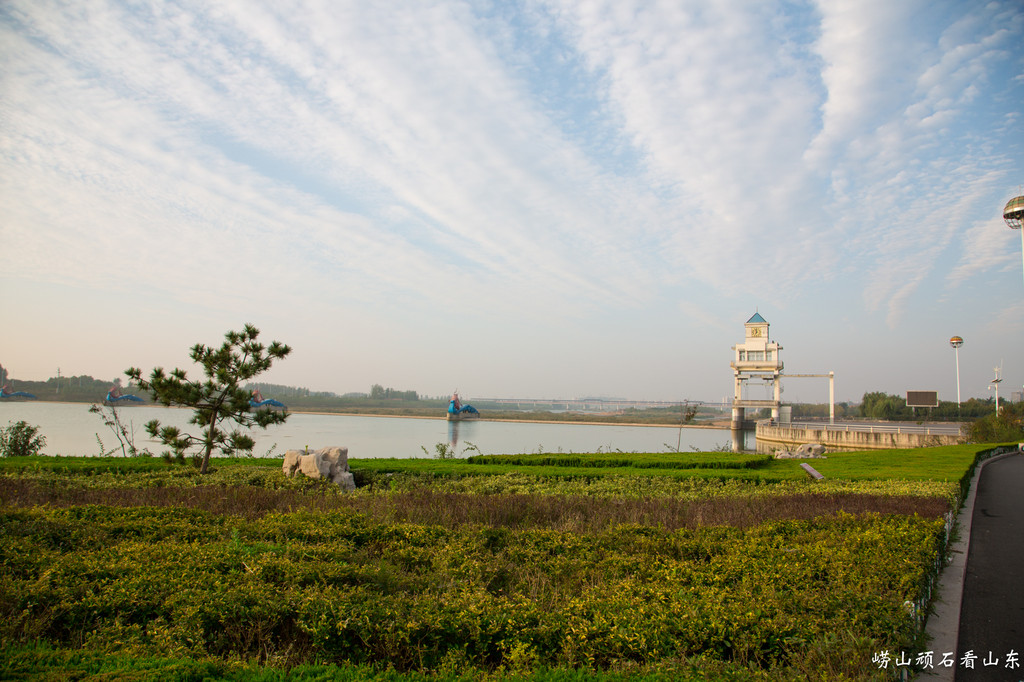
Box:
[990,366,1003,415]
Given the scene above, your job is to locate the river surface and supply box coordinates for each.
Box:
[1,402,754,458]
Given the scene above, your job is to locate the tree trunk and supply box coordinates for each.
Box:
[200,408,217,474]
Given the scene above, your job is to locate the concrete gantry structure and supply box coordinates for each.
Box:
[730,313,783,428]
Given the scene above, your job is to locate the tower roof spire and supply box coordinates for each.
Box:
[747,312,767,324]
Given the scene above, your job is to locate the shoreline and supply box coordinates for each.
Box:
[16,400,732,430]
[285,409,733,429]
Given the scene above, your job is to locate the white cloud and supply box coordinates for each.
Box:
[1,0,1021,399]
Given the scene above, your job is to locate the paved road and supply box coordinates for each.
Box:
[955,452,1024,681]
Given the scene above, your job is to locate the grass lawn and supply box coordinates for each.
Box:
[0,443,993,483]
[347,443,988,484]
[803,445,986,480]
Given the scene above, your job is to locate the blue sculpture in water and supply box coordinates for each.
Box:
[105,386,143,403]
[249,389,285,409]
[447,391,479,417]
[0,384,36,399]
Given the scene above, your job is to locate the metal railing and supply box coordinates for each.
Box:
[778,420,963,436]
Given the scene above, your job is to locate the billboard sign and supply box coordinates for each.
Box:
[906,391,939,408]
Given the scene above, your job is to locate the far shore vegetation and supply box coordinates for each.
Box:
[2,364,1018,427]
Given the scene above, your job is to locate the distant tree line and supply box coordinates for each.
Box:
[788,403,856,420]
[369,384,419,401]
[966,401,1024,443]
[240,383,438,412]
[245,383,337,399]
[857,391,1006,421]
[0,368,142,403]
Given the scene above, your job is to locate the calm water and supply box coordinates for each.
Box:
[1,402,753,458]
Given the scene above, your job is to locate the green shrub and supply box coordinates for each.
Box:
[966,403,1024,443]
[0,449,971,679]
[0,421,46,457]
[0,503,948,677]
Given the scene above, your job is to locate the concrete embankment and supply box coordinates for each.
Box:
[755,422,962,453]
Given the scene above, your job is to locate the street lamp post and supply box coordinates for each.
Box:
[1004,195,1024,287]
[950,336,963,410]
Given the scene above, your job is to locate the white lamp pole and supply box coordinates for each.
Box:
[950,336,963,409]
[1004,195,1024,287]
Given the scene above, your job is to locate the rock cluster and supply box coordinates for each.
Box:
[774,443,827,459]
[283,446,355,490]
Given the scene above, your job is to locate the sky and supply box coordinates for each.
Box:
[1,0,1022,406]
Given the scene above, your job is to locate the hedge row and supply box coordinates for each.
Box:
[1,504,945,678]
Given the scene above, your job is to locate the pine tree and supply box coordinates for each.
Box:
[127,324,291,473]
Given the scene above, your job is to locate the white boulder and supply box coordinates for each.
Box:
[774,444,827,459]
[282,446,354,490]
[796,443,827,457]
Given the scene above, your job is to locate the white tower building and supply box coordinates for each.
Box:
[730,313,783,428]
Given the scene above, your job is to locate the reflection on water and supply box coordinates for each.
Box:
[449,420,459,448]
[2,401,755,458]
[731,428,756,452]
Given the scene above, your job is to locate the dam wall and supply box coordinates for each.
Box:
[755,422,963,453]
